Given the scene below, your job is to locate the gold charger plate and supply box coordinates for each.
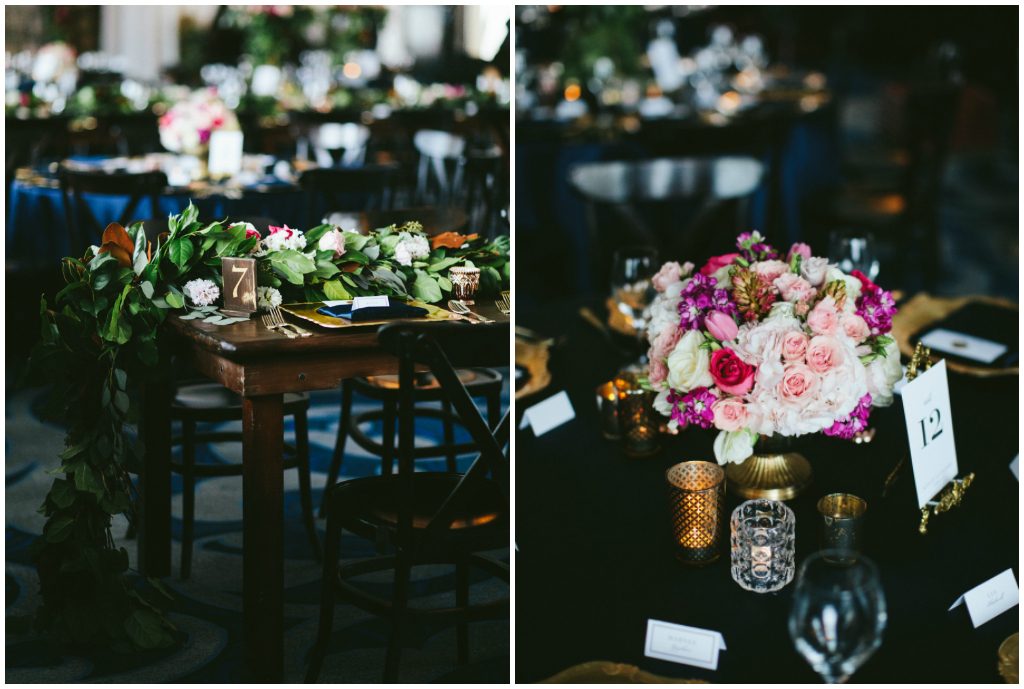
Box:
[515,327,552,400]
[891,293,1018,378]
[541,660,707,684]
[999,632,1018,683]
[281,300,456,329]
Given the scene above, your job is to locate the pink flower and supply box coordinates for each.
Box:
[778,363,820,403]
[774,273,816,303]
[806,335,844,374]
[652,261,682,292]
[245,228,260,240]
[317,228,347,259]
[269,224,296,238]
[794,302,810,317]
[787,242,812,262]
[699,252,740,277]
[807,296,840,336]
[781,331,809,361]
[705,311,739,342]
[651,325,683,362]
[709,348,756,396]
[712,397,749,432]
[840,313,871,343]
[752,259,790,283]
[648,357,669,386]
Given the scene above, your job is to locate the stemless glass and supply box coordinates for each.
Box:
[788,550,887,684]
[609,246,659,353]
[828,231,880,281]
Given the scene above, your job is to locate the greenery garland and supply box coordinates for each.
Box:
[28,205,510,650]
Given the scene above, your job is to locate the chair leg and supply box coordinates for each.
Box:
[320,381,353,517]
[381,399,397,475]
[456,558,470,665]
[180,419,196,580]
[294,409,321,561]
[441,399,457,473]
[384,557,412,683]
[486,390,501,431]
[305,506,342,683]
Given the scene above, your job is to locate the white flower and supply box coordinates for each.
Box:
[825,266,862,308]
[257,286,282,311]
[865,339,903,407]
[800,256,829,286]
[713,429,756,465]
[666,330,713,392]
[261,225,307,253]
[317,228,347,259]
[392,232,430,267]
[644,290,683,345]
[765,301,796,322]
[711,264,733,287]
[183,278,220,307]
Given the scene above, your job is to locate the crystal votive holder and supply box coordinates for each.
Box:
[817,493,867,556]
[666,462,726,565]
[449,266,481,303]
[730,499,796,593]
[595,381,625,440]
[620,385,660,458]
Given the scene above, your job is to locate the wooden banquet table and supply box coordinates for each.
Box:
[516,297,1018,683]
[138,303,509,682]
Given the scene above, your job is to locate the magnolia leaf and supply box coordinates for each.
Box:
[164,291,185,309]
[114,368,128,391]
[323,279,351,301]
[411,271,442,304]
[427,257,462,273]
[140,281,155,299]
[168,239,194,269]
[315,259,340,279]
[437,275,452,291]
[344,232,369,252]
[114,391,130,414]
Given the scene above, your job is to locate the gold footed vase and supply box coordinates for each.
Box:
[725,436,812,501]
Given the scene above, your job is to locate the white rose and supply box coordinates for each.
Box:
[653,389,674,427]
[317,228,347,259]
[765,301,796,322]
[825,266,862,306]
[865,340,903,407]
[713,429,756,465]
[644,293,682,345]
[666,330,713,392]
[800,257,829,286]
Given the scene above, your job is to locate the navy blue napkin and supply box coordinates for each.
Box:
[316,301,428,322]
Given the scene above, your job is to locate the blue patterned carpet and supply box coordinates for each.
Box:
[6,378,510,683]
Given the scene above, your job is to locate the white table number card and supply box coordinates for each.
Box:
[644,619,726,671]
[901,360,958,508]
[948,569,1019,628]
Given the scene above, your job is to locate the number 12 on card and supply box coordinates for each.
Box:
[901,359,958,508]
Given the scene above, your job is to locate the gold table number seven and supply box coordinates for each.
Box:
[221,257,257,317]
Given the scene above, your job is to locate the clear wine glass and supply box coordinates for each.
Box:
[829,231,880,281]
[788,550,887,684]
[610,246,659,352]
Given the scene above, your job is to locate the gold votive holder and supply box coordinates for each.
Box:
[449,266,481,304]
[817,493,867,556]
[666,461,726,565]
[595,380,625,440]
[620,385,660,458]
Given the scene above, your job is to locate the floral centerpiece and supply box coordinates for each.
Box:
[158,88,239,157]
[644,231,902,467]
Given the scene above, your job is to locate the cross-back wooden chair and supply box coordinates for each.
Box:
[298,163,403,227]
[57,166,168,253]
[306,321,510,683]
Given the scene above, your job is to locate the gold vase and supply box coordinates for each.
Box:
[725,436,812,501]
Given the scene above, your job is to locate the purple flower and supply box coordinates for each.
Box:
[677,273,739,331]
[667,387,718,429]
[824,394,873,440]
[851,270,897,336]
[736,230,779,262]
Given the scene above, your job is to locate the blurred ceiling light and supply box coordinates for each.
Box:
[716,90,742,116]
[564,83,581,102]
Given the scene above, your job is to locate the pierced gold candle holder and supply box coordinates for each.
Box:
[666,461,726,565]
[621,385,660,458]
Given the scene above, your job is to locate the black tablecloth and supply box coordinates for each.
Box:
[516,298,1019,683]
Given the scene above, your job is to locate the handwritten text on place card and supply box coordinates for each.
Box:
[519,391,575,436]
[949,569,1019,628]
[644,619,726,671]
[901,360,958,508]
[919,328,1007,364]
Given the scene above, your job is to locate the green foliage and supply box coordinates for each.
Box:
[28,204,509,653]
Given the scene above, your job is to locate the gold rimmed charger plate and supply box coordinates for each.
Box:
[281,300,456,329]
[999,632,1018,683]
[891,293,1018,378]
[515,327,552,400]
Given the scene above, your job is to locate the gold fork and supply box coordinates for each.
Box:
[495,291,510,315]
[261,312,297,338]
[447,299,493,323]
[269,305,312,337]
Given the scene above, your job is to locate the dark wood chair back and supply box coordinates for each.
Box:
[298,163,403,227]
[57,166,168,253]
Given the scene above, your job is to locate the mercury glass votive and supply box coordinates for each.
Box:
[620,385,660,458]
[449,266,481,303]
[595,381,625,440]
[666,462,726,565]
[817,493,867,556]
[730,499,796,593]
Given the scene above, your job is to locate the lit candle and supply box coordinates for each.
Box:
[666,462,725,565]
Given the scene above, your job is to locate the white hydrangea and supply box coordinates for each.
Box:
[257,286,282,311]
[183,278,220,307]
[261,225,307,254]
[393,232,430,267]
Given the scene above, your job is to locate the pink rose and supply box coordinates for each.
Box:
[794,302,810,317]
[806,296,839,336]
[806,335,844,374]
[648,356,669,386]
[787,242,812,262]
[699,252,739,277]
[712,397,750,432]
[752,260,790,283]
[841,313,871,343]
[781,331,809,361]
[774,273,816,303]
[652,261,682,293]
[651,326,683,362]
[705,311,739,342]
[778,363,820,402]
[245,228,260,240]
[709,348,756,396]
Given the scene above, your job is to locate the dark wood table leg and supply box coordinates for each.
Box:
[140,378,172,577]
[242,393,285,682]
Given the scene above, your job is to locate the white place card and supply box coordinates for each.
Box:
[207,130,244,178]
[919,328,1007,364]
[901,360,958,508]
[644,619,726,671]
[949,569,1019,628]
[352,295,390,310]
[518,391,575,436]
